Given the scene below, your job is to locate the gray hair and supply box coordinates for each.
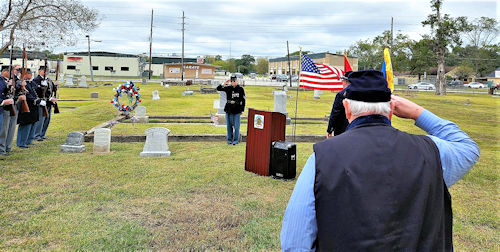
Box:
[345,99,391,117]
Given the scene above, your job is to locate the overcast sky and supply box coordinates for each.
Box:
[57,0,498,59]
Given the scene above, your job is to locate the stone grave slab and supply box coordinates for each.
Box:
[140,127,171,157]
[152,90,160,100]
[60,131,85,153]
[135,106,149,123]
[93,128,111,153]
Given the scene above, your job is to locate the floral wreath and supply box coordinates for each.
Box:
[110,81,141,115]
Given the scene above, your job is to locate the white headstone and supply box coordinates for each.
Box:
[135,106,149,123]
[93,128,111,153]
[217,91,226,114]
[142,79,147,85]
[60,131,85,153]
[65,75,73,86]
[313,89,321,99]
[213,99,220,109]
[78,76,87,88]
[273,91,291,124]
[152,90,160,100]
[164,84,170,89]
[59,73,64,83]
[140,127,171,157]
[182,90,194,96]
[215,91,226,126]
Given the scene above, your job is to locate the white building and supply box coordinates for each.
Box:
[63,52,144,77]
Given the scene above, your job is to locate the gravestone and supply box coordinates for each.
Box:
[59,73,64,83]
[212,80,220,88]
[140,127,171,157]
[164,84,170,89]
[65,75,73,87]
[313,89,321,99]
[213,99,220,110]
[152,90,160,100]
[215,91,226,126]
[273,91,291,124]
[135,106,149,123]
[78,76,87,88]
[90,92,99,98]
[142,79,147,85]
[60,132,85,153]
[93,128,111,153]
[182,90,194,96]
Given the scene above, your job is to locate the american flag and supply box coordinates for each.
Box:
[299,54,344,90]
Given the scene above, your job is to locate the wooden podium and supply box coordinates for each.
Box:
[245,108,286,176]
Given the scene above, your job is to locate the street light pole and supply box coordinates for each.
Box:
[86,35,94,82]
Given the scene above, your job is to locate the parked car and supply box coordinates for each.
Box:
[447,80,463,86]
[408,82,436,90]
[291,75,299,82]
[276,74,289,82]
[270,74,277,80]
[464,82,485,88]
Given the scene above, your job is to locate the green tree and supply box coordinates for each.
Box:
[349,39,380,70]
[453,65,474,80]
[215,55,222,61]
[422,0,468,95]
[408,37,436,78]
[255,57,269,74]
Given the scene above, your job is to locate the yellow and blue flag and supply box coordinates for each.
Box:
[382,48,394,92]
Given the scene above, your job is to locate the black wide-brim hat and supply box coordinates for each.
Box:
[345,70,391,102]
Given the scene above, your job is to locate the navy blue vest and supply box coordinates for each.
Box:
[313,116,452,251]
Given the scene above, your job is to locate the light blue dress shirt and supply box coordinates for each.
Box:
[281,109,480,251]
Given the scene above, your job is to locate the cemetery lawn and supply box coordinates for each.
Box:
[0,83,498,250]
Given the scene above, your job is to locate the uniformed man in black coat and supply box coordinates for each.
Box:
[16,69,40,148]
[216,75,246,145]
[0,65,23,155]
[326,71,352,138]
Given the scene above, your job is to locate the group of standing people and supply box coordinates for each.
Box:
[0,65,57,159]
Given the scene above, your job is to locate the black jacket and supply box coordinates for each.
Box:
[327,88,348,135]
[216,84,246,114]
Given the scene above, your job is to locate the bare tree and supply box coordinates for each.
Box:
[0,0,99,53]
[422,0,468,95]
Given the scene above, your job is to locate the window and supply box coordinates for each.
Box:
[121,67,129,71]
[92,66,99,70]
[67,65,76,70]
[105,66,114,71]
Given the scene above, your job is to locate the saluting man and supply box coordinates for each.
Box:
[326,71,352,138]
[216,75,246,145]
[281,70,480,251]
[16,69,39,148]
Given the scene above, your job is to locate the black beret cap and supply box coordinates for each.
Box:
[345,70,391,102]
[25,68,32,74]
[340,70,353,80]
[1,65,11,71]
[38,66,47,71]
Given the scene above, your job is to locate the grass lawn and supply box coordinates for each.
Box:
[0,82,498,250]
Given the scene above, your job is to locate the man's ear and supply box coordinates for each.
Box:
[343,99,352,122]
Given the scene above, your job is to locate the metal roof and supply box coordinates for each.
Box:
[163,62,221,68]
[65,51,139,58]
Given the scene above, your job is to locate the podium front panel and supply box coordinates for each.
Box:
[245,109,285,176]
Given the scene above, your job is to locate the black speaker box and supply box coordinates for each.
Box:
[270,141,296,179]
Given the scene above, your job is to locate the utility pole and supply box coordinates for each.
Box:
[148,9,154,80]
[181,10,185,81]
[390,16,394,59]
[229,41,231,59]
[86,35,94,82]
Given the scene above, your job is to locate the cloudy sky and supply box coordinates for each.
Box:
[58,0,498,59]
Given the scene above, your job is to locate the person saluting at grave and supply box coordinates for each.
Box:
[281,70,480,251]
[217,75,245,145]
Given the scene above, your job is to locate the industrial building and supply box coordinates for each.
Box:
[149,56,197,77]
[269,52,358,75]
[164,63,219,79]
[0,49,55,72]
[62,52,143,77]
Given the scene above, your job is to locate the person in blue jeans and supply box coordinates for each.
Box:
[216,76,246,145]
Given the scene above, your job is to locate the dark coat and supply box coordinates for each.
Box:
[216,84,246,114]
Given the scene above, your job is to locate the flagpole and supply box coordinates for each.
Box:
[293,46,302,143]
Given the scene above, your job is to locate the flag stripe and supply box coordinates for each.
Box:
[299,54,345,90]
